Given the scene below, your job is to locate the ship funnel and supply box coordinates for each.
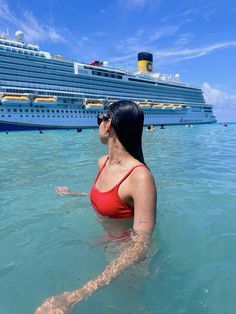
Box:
[138,52,153,73]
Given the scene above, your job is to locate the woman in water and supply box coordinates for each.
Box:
[35,100,157,314]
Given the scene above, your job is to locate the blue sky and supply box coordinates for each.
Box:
[0,0,235,122]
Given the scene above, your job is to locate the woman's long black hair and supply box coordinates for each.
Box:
[106,100,145,164]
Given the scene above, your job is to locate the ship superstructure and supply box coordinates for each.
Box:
[0,31,216,131]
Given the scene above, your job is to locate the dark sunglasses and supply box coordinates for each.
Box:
[97,113,110,126]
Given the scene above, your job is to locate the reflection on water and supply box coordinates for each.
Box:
[0,124,236,313]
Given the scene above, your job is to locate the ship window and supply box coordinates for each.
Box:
[51,110,55,113]
[47,110,50,113]
[70,110,73,113]
[38,115,40,118]
[13,109,17,112]
[42,110,45,113]
[26,115,28,117]
[66,110,69,113]
[32,115,34,117]
[61,110,64,113]
[36,109,39,112]
[31,109,34,112]
[8,109,11,112]
[25,109,29,112]
[1,115,4,117]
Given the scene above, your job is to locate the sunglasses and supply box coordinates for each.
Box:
[97,113,110,126]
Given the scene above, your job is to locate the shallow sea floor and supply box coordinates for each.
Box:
[0,123,236,314]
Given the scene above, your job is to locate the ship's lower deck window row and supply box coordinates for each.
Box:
[0,108,206,115]
[0,108,98,114]
[1,115,94,118]
[1,114,207,120]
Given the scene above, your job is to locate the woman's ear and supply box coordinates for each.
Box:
[105,119,112,132]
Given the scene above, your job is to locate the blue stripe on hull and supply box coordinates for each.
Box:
[0,122,75,131]
[1,123,48,131]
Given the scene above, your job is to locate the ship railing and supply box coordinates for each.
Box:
[51,54,82,63]
[0,80,114,100]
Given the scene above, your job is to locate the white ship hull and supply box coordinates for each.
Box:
[0,103,216,131]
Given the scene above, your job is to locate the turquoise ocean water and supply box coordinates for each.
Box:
[0,123,236,314]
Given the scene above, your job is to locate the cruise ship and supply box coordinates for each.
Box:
[0,31,216,131]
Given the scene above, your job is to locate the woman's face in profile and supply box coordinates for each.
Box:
[99,120,110,144]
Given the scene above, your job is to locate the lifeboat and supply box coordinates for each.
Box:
[85,99,104,109]
[139,102,151,108]
[152,103,163,108]
[33,96,57,105]
[173,104,183,109]
[1,94,31,105]
[162,104,174,109]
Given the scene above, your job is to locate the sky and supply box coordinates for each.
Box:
[0,0,235,122]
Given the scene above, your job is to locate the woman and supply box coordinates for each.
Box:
[35,100,157,314]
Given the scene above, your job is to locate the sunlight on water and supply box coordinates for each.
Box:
[0,124,236,314]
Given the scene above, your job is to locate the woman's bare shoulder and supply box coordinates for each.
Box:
[131,165,155,186]
[98,155,109,169]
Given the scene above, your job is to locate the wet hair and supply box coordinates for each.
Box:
[106,100,145,163]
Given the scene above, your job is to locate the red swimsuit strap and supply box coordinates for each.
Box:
[93,156,109,184]
[115,164,146,188]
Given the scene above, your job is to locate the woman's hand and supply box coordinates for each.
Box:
[55,186,72,196]
[35,294,72,314]
[55,186,88,197]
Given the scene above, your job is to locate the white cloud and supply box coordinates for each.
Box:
[0,0,66,43]
[174,32,193,46]
[156,42,236,62]
[148,26,180,43]
[202,82,236,122]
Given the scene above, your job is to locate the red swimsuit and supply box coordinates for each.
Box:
[90,158,145,219]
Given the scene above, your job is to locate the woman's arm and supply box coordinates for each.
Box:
[56,186,88,196]
[35,231,152,314]
[64,230,152,306]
